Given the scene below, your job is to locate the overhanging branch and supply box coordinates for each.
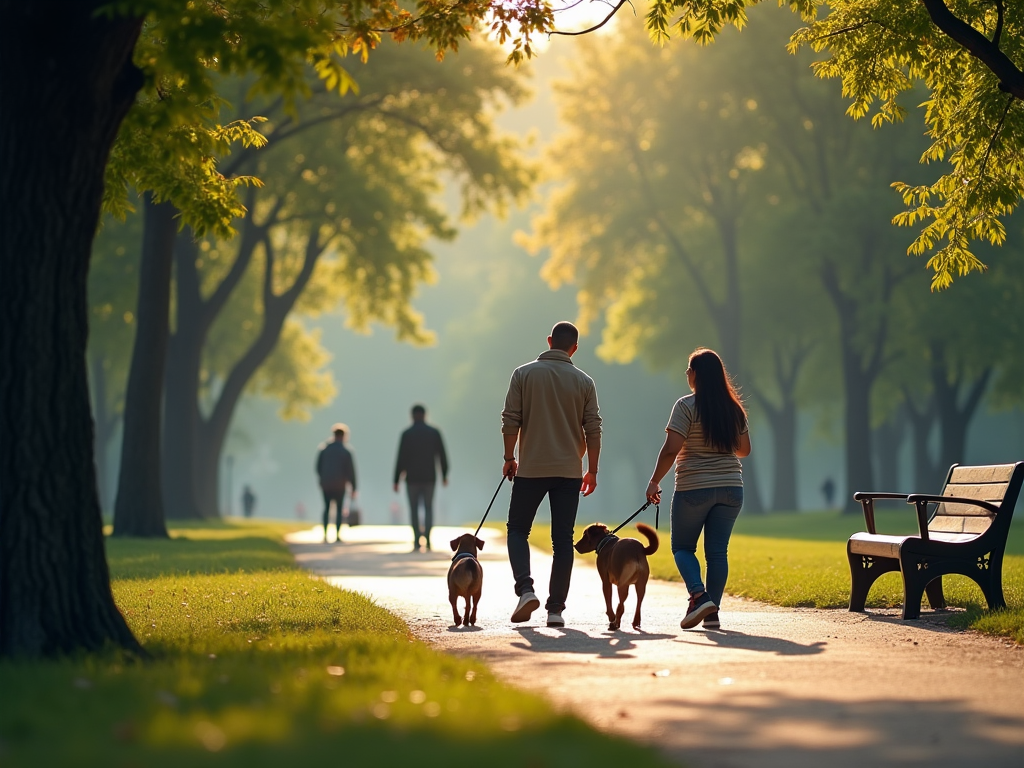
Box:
[921,0,1024,100]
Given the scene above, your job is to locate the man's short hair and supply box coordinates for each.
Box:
[331,422,348,437]
[411,404,426,418]
[549,321,579,351]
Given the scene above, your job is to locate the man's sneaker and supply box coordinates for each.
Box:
[703,611,721,630]
[681,592,718,629]
[546,610,564,628]
[511,592,540,623]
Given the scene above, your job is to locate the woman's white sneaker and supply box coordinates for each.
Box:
[511,592,540,622]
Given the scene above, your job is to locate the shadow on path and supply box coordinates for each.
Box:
[511,626,676,659]
[653,691,1024,768]
[675,629,828,656]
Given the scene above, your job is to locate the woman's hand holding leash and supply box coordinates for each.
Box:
[503,459,518,480]
[646,481,662,505]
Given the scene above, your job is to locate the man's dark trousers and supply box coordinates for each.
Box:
[407,482,435,546]
[322,486,346,537]
[506,476,580,612]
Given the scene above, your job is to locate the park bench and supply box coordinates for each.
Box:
[847,462,1024,619]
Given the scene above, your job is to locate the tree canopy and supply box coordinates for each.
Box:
[615,0,1024,287]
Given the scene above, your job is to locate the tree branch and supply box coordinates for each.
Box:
[549,0,629,36]
[921,0,1024,99]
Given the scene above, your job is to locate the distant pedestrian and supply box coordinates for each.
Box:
[295,501,307,521]
[501,321,602,629]
[646,347,750,631]
[393,404,449,552]
[316,423,357,543]
[821,477,836,509]
[241,485,256,518]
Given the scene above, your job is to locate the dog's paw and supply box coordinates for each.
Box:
[608,622,619,631]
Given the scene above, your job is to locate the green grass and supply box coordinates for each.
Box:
[528,509,1024,644]
[0,519,672,768]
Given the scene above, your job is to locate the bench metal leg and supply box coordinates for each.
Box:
[978,551,1007,611]
[925,577,945,610]
[848,548,898,612]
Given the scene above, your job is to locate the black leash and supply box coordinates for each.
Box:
[608,499,660,536]
[473,475,508,538]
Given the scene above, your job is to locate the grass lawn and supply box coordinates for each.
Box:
[528,508,1024,644]
[0,519,673,768]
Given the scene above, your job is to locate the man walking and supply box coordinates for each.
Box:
[316,423,357,543]
[393,404,449,552]
[502,321,601,628]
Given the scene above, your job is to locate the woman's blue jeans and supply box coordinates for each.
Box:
[670,486,743,606]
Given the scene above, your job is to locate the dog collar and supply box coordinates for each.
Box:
[451,552,477,563]
[595,534,619,555]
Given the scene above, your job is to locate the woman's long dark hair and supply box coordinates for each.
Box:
[689,348,746,453]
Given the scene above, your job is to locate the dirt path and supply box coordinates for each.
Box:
[287,524,1024,768]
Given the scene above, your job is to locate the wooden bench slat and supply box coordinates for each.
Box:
[941,482,1009,502]
[949,464,1016,483]
[929,515,992,534]
[936,502,998,516]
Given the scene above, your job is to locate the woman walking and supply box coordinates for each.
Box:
[646,348,750,630]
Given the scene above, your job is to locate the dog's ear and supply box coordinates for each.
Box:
[450,537,460,551]
[475,537,485,550]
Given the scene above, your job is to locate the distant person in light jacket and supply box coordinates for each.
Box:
[316,423,357,543]
[393,404,449,552]
[501,321,602,629]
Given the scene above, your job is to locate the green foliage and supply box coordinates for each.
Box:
[0,521,673,766]
[625,0,1024,287]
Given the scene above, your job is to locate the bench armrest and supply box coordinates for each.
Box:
[904,494,1000,542]
[905,494,999,514]
[852,492,909,535]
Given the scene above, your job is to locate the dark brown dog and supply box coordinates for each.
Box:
[448,533,485,627]
[574,522,659,630]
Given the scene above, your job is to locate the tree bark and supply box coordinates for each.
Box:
[162,234,207,520]
[873,408,906,492]
[0,4,144,655]
[821,260,888,513]
[904,389,941,491]
[931,344,992,472]
[112,195,175,537]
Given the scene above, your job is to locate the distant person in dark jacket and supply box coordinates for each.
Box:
[393,404,449,552]
[317,423,357,543]
[241,485,256,518]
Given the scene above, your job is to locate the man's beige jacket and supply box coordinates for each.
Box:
[501,349,602,478]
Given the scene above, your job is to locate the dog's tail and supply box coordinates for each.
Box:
[636,522,659,556]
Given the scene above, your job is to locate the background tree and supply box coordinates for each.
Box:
[151,41,531,520]
[87,214,143,511]
[624,0,1024,286]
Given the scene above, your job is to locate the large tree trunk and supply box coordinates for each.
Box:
[112,195,174,537]
[162,234,207,520]
[0,5,144,655]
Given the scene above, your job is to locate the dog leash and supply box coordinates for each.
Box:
[473,475,508,538]
[608,499,660,536]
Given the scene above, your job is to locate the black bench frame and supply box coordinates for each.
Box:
[847,462,1023,619]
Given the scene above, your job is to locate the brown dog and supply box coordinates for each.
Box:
[448,533,485,627]
[574,522,659,630]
